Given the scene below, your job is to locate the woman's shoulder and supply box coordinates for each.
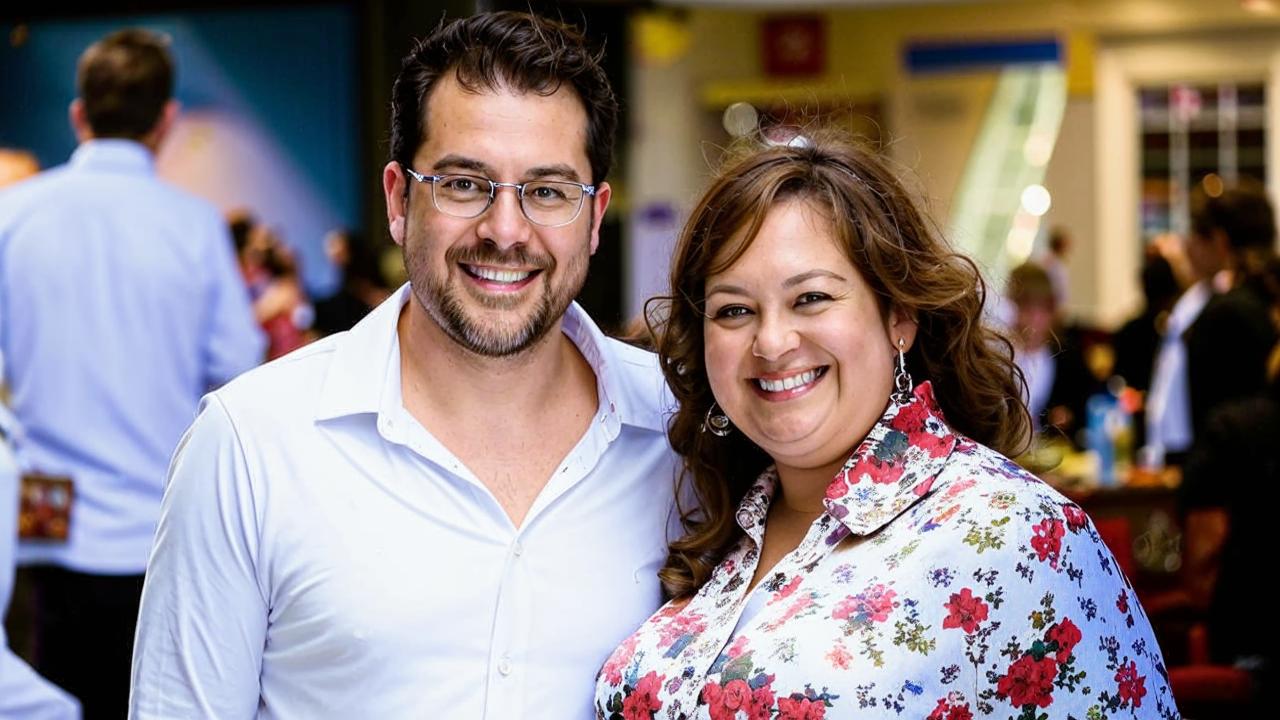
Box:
[897,438,1114,584]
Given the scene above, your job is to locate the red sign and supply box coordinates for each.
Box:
[762,15,825,78]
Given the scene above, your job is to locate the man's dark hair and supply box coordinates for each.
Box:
[77,29,174,139]
[1191,179,1277,251]
[389,11,618,184]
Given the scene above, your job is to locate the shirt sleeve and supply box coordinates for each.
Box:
[975,500,1178,718]
[201,220,265,388]
[130,395,267,719]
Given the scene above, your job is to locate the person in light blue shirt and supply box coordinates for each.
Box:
[0,29,264,719]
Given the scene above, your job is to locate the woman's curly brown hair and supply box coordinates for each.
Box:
[650,130,1030,600]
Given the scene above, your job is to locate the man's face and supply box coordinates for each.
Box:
[383,74,610,357]
[1184,230,1225,282]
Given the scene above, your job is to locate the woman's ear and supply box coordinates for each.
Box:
[887,306,918,352]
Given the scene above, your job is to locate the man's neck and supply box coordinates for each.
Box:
[396,296,592,423]
[79,133,161,156]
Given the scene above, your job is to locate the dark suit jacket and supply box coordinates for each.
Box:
[1184,282,1276,440]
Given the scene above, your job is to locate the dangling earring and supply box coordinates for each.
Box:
[892,337,914,403]
[702,402,734,437]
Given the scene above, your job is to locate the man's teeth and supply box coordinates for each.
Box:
[756,368,821,393]
[470,266,532,283]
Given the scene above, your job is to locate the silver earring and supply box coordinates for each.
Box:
[892,337,914,403]
[702,402,733,437]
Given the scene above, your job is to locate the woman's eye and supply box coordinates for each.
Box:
[796,292,831,306]
[712,305,751,319]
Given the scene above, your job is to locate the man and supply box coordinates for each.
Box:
[131,12,679,719]
[0,29,264,718]
[1006,262,1096,442]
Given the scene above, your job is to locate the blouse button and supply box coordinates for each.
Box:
[498,655,513,676]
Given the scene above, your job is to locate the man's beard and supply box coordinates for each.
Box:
[405,233,590,358]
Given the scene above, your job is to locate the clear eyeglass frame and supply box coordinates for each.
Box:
[404,167,596,228]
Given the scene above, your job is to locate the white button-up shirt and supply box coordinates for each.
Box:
[130,285,682,719]
[1147,280,1212,454]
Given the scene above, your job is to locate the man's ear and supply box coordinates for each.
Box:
[383,162,409,246]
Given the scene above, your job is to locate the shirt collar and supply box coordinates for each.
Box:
[69,139,155,175]
[314,283,662,433]
[735,381,959,540]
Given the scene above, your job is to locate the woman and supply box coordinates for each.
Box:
[596,133,1177,719]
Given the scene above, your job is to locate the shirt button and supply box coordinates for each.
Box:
[498,655,513,676]
[512,541,524,558]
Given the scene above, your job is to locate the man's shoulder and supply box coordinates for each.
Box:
[1,164,220,227]
[206,335,344,430]
[0,168,71,218]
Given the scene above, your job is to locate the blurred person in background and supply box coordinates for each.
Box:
[1170,190,1280,700]
[1040,225,1073,314]
[1113,251,1181,447]
[1,378,80,720]
[1183,181,1278,443]
[229,213,314,359]
[0,29,263,718]
[312,227,390,336]
[1113,251,1181,395]
[1006,261,1098,444]
[1145,225,1219,468]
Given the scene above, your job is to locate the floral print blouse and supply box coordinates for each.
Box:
[596,382,1178,720]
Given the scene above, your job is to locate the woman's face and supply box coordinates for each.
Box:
[702,199,916,477]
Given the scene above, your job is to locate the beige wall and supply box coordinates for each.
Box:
[627,1,1280,324]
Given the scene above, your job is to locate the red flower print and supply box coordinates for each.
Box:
[928,697,974,720]
[701,682,725,718]
[622,671,663,720]
[1046,618,1082,662]
[943,478,977,500]
[656,611,707,649]
[847,453,907,486]
[600,634,638,685]
[748,683,776,720]
[766,594,816,631]
[826,477,851,500]
[778,696,826,720]
[1030,518,1065,569]
[1115,660,1148,707]
[997,655,1058,708]
[890,399,931,434]
[726,635,750,659]
[722,679,752,711]
[769,575,804,605]
[1116,590,1130,614]
[825,641,853,670]
[832,585,897,624]
[942,588,989,634]
[1062,504,1089,532]
[890,401,952,456]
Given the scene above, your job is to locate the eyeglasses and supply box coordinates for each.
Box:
[404,168,596,228]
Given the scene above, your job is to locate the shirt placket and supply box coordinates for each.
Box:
[666,512,847,714]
